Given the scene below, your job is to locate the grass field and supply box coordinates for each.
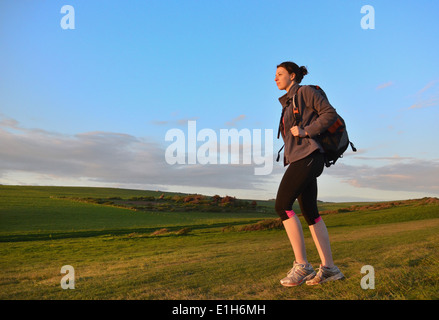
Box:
[0,185,438,300]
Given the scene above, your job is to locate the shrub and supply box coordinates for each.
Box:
[239,219,283,231]
[175,228,191,235]
[150,228,169,236]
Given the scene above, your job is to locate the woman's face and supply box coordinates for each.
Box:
[275,67,295,91]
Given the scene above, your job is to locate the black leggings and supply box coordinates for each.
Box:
[275,151,324,225]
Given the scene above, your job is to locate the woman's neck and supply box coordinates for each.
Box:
[286,81,296,92]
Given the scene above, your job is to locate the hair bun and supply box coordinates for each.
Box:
[299,66,308,76]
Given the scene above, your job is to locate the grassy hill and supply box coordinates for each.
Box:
[0,185,438,300]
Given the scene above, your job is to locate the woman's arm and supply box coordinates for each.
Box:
[301,86,338,138]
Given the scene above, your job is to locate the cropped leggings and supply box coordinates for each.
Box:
[275,151,324,225]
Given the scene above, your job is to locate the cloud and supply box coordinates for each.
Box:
[3,114,438,198]
[176,117,199,126]
[408,97,439,109]
[151,117,200,127]
[152,115,247,129]
[0,116,277,192]
[353,154,414,161]
[417,80,437,95]
[151,120,169,126]
[376,81,394,90]
[0,117,19,128]
[408,79,439,110]
[324,159,439,194]
[225,114,246,127]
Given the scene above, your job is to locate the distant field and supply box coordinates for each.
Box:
[0,185,438,300]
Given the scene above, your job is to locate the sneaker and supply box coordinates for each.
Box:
[306,265,344,285]
[280,261,316,287]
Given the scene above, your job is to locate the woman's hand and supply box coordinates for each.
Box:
[290,126,308,138]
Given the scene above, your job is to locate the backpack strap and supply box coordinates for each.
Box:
[276,100,290,163]
[350,141,357,152]
[276,86,303,162]
[292,86,303,145]
[277,100,290,139]
[292,86,302,125]
[276,144,284,162]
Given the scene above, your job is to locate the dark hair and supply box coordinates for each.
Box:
[277,61,308,83]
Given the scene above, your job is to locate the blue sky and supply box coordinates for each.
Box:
[1,0,438,201]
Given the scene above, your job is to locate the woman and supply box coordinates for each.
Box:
[274,61,344,286]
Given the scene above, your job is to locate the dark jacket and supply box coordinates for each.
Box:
[278,83,338,166]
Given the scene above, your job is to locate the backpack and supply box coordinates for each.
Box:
[277,85,357,167]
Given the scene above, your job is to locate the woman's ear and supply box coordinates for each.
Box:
[290,73,296,81]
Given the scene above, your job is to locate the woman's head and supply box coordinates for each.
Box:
[275,61,308,91]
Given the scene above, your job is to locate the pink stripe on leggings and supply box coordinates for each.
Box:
[286,210,295,218]
[314,216,322,224]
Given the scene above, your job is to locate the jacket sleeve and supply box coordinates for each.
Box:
[301,86,338,138]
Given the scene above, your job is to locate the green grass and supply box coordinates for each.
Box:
[0,185,272,240]
[0,185,438,300]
